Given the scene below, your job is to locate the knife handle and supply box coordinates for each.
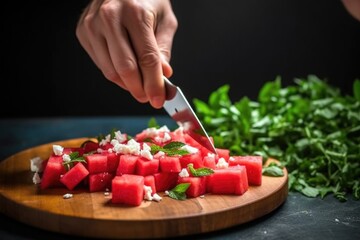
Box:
[163,76,178,100]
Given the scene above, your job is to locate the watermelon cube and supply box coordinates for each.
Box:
[153,172,178,192]
[136,158,159,176]
[203,155,216,169]
[102,152,119,173]
[159,155,181,173]
[215,148,230,161]
[89,172,114,192]
[40,155,66,190]
[60,162,89,190]
[144,175,156,195]
[179,152,203,169]
[111,174,144,206]
[228,156,263,186]
[86,154,108,174]
[82,140,99,153]
[177,176,207,198]
[206,166,248,195]
[116,154,139,175]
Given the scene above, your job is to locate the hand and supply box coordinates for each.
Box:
[76,0,178,108]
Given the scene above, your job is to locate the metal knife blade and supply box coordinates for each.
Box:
[163,76,217,154]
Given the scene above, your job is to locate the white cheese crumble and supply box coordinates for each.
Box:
[63,193,73,199]
[153,151,165,158]
[140,143,153,160]
[152,193,162,202]
[30,156,43,173]
[180,144,198,154]
[216,157,229,169]
[144,185,153,201]
[113,139,141,155]
[32,172,41,184]
[62,154,71,163]
[53,145,64,156]
[154,132,172,143]
[178,168,190,178]
[99,134,112,146]
[114,130,127,143]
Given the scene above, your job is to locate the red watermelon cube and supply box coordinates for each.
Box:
[111,174,144,206]
[159,155,181,173]
[116,154,139,175]
[228,156,263,186]
[89,172,114,192]
[85,154,108,174]
[82,140,99,153]
[135,158,159,176]
[153,172,178,192]
[144,175,157,195]
[179,152,203,169]
[203,155,216,169]
[40,155,66,190]
[206,166,248,195]
[177,176,207,198]
[215,148,230,161]
[60,162,89,190]
[102,152,119,173]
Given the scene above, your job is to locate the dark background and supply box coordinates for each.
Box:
[2,0,360,117]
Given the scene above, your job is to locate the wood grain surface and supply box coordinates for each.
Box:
[0,138,288,239]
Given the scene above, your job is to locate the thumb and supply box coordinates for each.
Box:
[161,54,173,78]
[155,11,178,77]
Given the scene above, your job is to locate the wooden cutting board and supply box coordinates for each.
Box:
[0,138,288,239]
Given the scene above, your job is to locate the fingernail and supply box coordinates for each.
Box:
[151,96,164,109]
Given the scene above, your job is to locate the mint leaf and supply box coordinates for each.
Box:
[163,141,186,149]
[188,163,214,177]
[62,151,86,171]
[148,117,160,128]
[150,141,189,156]
[262,162,284,177]
[167,183,191,200]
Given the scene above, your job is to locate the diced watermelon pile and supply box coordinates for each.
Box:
[36,125,263,206]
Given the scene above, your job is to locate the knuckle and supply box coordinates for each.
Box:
[115,58,139,80]
[138,52,160,69]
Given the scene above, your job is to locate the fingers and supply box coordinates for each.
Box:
[75,0,178,109]
[156,4,178,78]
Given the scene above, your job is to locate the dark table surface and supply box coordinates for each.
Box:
[0,117,359,240]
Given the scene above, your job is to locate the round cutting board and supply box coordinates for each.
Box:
[0,138,288,239]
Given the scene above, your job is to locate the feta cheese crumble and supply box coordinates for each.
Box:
[30,156,44,173]
[152,193,162,202]
[32,172,41,184]
[216,157,229,169]
[179,168,190,178]
[144,185,153,201]
[62,154,71,163]
[63,193,73,199]
[53,145,64,156]
[180,144,198,154]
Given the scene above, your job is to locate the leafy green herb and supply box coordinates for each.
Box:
[150,141,189,156]
[148,117,160,128]
[262,162,284,177]
[62,151,86,171]
[167,183,191,200]
[188,163,214,177]
[193,75,360,201]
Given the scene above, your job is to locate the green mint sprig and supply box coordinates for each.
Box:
[62,151,86,171]
[188,163,214,177]
[150,141,189,156]
[167,183,191,200]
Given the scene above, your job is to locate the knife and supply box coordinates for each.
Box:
[163,76,217,154]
